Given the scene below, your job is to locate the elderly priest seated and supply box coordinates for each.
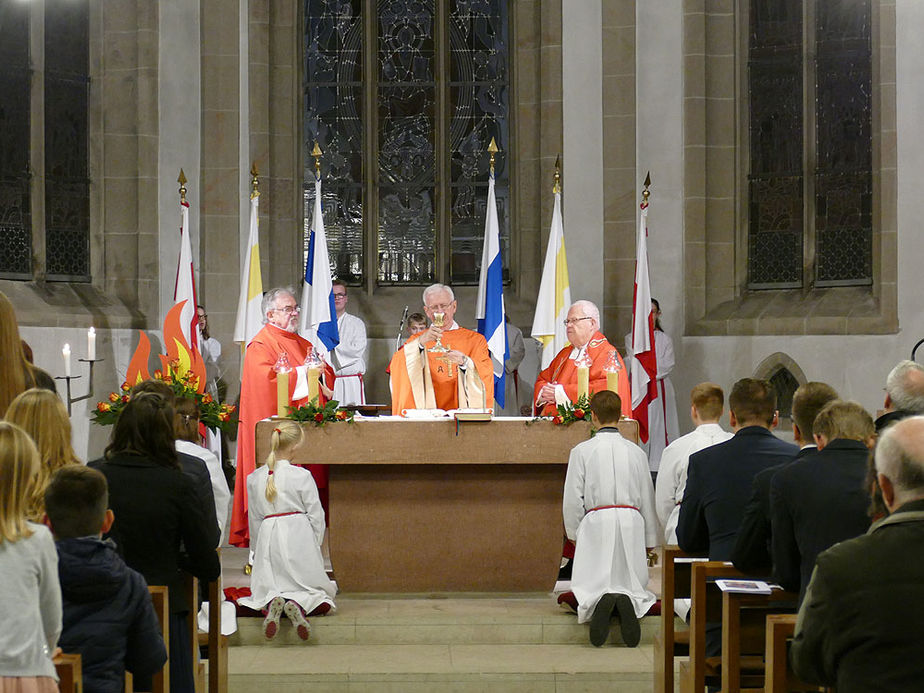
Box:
[534,300,631,417]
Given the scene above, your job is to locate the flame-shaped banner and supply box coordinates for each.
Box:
[125,332,152,385]
[160,300,208,394]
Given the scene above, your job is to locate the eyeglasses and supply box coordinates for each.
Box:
[427,303,454,312]
[274,305,300,315]
[333,294,348,300]
[563,317,593,326]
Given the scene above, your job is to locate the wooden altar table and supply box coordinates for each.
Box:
[255,417,639,592]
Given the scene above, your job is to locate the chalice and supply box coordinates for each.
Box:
[428,311,449,353]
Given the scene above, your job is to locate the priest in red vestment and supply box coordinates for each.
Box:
[534,300,632,418]
[389,284,494,413]
[229,287,334,547]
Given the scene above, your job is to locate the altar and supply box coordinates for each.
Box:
[254,417,639,592]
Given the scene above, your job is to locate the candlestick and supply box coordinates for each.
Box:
[577,366,589,401]
[62,344,71,377]
[277,370,289,417]
[87,327,96,361]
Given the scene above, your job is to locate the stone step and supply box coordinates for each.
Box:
[228,595,660,648]
[227,643,656,693]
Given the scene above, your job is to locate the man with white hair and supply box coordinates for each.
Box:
[230,287,334,547]
[389,283,493,414]
[875,359,924,431]
[791,415,924,691]
[533,300,631,418]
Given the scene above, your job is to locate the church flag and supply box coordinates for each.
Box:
[475,168,508,409]
[630,198,658,443]
[174,199,199,352]
[299,173,339,353]
[233,187,264,347]
[531,184,571,369]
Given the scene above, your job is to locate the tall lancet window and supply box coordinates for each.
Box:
[746,0,872,289]
[303,0,511,287]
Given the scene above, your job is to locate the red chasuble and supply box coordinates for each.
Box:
[533,331,632,417]
[229,323,334,547]
[389,327,494,414]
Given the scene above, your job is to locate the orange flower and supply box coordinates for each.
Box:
[202,393,213,404]
[153,370,163,380]
[336,410,348,420]
[108,392,120,403]
[97,402,111,413]
[121,381,131,392]
[552,416,563,425]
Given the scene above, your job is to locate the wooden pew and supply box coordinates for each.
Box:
[126,585,170,693]
[721,588,798,692]
[187,575,205,692]
[54,652,82,693]
[189,562,228,693]
[653,545,707,693]
[764,614,830,693]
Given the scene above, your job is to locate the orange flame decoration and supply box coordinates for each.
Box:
[159,301,207,394]
[125,332,152,385]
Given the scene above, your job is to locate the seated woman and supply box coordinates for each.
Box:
[5,387,82,521]
[90,392,220,693]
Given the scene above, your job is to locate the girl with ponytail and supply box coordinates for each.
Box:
[238,421,336,640]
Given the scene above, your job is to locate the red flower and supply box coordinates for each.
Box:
[574,409,585,419]
[121,395,129,403]
[314,412,325,422]
[552,416,563,425]
[202,393,213,404]
[336,410,348,420]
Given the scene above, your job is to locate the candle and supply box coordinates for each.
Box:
[307,366,320,404]
[606,370,618,393]
[577,365,589,401]
[62,344,71,377]
[276,370,289,417]
[87,327,96,361]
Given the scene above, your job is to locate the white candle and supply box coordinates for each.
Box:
[87,327,96,361]
[63,344,71,377]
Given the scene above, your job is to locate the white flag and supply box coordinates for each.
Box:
[475,172,508,408]
[174,201,199,351]
[531,189,571,369]
[298,174,339,355]
[233,191,264,346]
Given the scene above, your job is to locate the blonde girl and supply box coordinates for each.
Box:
[5,388,82,521]
[238,420,336,641]
[0,422,62,692]
[0,293,55,417]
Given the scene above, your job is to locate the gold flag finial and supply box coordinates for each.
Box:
[488,137,498,176]
[641,171,651,206]
[553,155,562,194]
[312,142,323,177]
[250,162,259,199]
[178,169,187,204]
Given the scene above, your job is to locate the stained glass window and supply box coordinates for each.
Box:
[303,0,510,286]
[747,0,872,289]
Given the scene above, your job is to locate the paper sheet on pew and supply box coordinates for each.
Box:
[714,579,781,595]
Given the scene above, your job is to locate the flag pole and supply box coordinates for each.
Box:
[241,163,260,374]
[312,141,323,178]
[178,168,187,204]
[553,154,561,195]
[641,170,650,209]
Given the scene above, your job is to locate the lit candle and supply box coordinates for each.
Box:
[307,366,320,404]
[276,370,289,417]
[62,344,71,377]
[577,365,589,401]
[606,370,618,393]
[87,327,96,361]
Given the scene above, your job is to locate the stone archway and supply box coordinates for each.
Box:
[753,352,807,423]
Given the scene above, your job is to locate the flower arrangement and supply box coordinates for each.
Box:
[92,362,237,434]
[285,398,354,427]
[550,394,592,425]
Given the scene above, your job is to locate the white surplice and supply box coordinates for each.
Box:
[646,330,680,471]
[329,312,367,405]
[176,439,230,545]
[563,428,659,622]
[655,422,733,545]
[238,459,336,614]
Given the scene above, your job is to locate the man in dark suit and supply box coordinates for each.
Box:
[731,382,838,575]
[791,416,924,692]
[770,400,874,600]
[677,378,798,561]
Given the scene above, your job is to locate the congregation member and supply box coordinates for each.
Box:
[731,381,838,576]
[791,416,924,691]
[327,280,367,405]
[45,466,167,692]
[0,291,56,416]
[770,400,875,599]
[561,391,657,648]
[655,382,732,545]
[197,304,223,400]
[637,299,679,471]
[534,300,630,418]
[0,422,61,692]
[677,378,797,656]
[875,359,924,431]
[231,287,334,547]
[389,284,493,413]
[90,392,220,693]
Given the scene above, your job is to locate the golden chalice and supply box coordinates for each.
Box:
[428,311,449,353]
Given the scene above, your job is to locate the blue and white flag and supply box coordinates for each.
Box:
[299,174,339,354]
[475,171,508,409]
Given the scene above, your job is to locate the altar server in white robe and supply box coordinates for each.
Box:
[563,390,658,647]
[328,280,367,405]
[239,421,336,641]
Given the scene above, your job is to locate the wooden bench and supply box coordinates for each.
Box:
[764,614,831,693]
[188,565,228,693]
[125,585,170,693]
[653,545,707,693]
[54,652,82,693]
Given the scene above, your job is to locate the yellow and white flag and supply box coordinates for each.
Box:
[531,188,571,369]
[233,189,264,347]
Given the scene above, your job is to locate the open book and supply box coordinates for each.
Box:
[714,579,777,595]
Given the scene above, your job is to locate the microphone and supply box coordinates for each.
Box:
[395,305,409,352]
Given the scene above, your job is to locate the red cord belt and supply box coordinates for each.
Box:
[588,504,639,513]
[264,511,303,519]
